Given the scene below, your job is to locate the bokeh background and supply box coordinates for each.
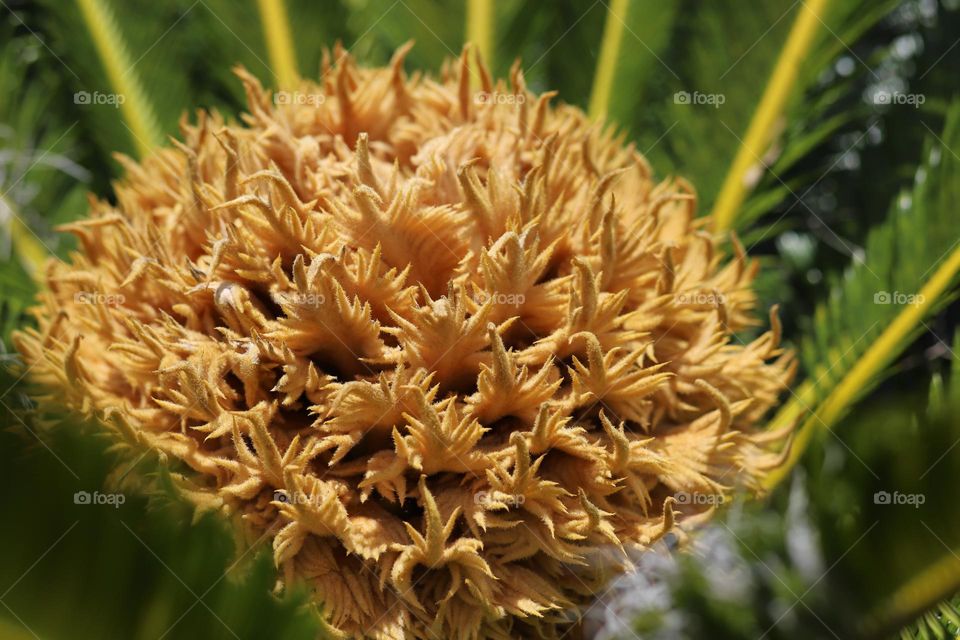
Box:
[1,1,960,638]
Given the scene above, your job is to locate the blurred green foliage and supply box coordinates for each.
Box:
[0,362,326,639]
[2,1,960,638]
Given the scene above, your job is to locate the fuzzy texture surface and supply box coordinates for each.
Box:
[15,45,794,639]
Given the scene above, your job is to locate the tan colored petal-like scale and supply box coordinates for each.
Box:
[14,44,794,639]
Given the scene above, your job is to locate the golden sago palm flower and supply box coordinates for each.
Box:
[15,43,795,639]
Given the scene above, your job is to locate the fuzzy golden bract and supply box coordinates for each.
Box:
[15,43,795,639]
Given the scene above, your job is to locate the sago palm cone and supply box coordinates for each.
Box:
[15,43,795,639]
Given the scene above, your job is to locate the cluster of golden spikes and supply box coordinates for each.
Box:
[15,43,794,639]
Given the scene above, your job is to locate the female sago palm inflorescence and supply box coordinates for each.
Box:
[15,45,794,639]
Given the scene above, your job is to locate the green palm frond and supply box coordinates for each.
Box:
[881,340,960,640]
[588,0,629,119]
[718,0,903,231]
[466,0,494,68]
[4,200,46,280]
[590,0,676,126]
[735,3,904,238]
[765,101,960,488]
[711,0,829,231]
[0,298,26,347]
[34,0,352,168]
[823,331,960,639]
[256,0,298,87]
[343,0,470,72]
[767,328,960,639]
[0,619,36,640]
[900,598,960,639]
[75,0,163,157]
[0,26,88,281]
[0,430,328,640]
[598,0,898,217]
